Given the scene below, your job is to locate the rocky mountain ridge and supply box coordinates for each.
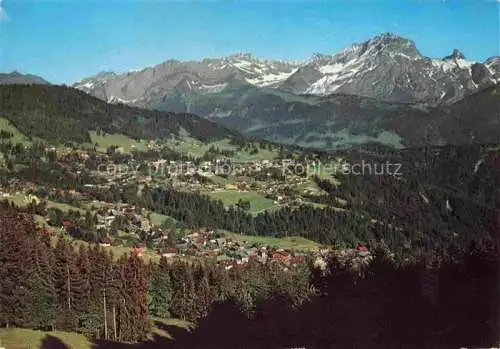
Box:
[74,33,499,106]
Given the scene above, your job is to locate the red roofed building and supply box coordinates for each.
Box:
[272,251,291,263]
[161,247,177,258]
[132,243,147,257]
[62,220,72,229]
[131,247,145,257]
[355,243,368,252]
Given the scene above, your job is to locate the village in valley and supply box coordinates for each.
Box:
[0,134,371,272]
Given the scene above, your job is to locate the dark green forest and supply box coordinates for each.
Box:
[0,84,247,145]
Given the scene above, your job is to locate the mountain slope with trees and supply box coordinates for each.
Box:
[0,84,248,146]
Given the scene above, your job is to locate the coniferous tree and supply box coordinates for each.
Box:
[53,238,78,330]
[0,212,38,327]
[116,254,150,342]
[148,258,173,318]
[29,231,57,330]
[170,260,197,321]
[193,262,216,319]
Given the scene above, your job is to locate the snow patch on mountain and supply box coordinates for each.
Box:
[306,76,344,94]
[246,69,299,87]
[80,81,95,89]
[223,55,300,86]
[108,95,140,104]
[199,83,228,93]
[318,63,345,75]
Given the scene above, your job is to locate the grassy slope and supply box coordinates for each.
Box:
[204,190,275,214]
[166,131,278,161]
[0,319,194,349]
[46,200,86,214]
[54,236,160,263]
[89,131,148,153]
[166,134,232,158]
[223,231,321,251]
[147,211,174,226]
[9,196,86,214]
[149,318,194,340]
[233,147,278,162]
[0,117,31,145]
[0,328,91,349]
[5,193,28,206]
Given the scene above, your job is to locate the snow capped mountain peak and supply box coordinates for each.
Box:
[208,53,301,87]
[294,34,422,95]
[306,33,422,68]
[485,56,500,81]
[73,32,496,107]
[95,71,117,78]
[443,49,466,61]
[370,32,406,43]
[227,52,254,60]
[278,33,493,102]
[361,32,422,58]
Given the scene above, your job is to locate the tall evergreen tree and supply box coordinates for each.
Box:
[28,231,57,330]
[116,254,150,342]
[169,260,197,321]
[148,258,173,319]
[0,213,38,327]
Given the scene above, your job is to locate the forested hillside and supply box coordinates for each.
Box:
[0,84,247,145]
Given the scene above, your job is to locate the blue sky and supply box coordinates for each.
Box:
[0,0,498,84]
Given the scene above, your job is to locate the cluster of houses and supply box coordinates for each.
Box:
[126,227,375,274]
[50,148,323,210]
[147,158,280,179]
[91,202,169,244]
[127,227,310,269]
[1,144,362,272]
[44,145,91,159]
[311,243,374,276]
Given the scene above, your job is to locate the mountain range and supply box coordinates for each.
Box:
[69,33,499,149]
[74,33,498,106]
[2,33,499,150]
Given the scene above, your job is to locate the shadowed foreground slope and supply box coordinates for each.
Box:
[92,251,499,349]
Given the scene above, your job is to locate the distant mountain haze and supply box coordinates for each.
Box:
[0,71,50,85]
